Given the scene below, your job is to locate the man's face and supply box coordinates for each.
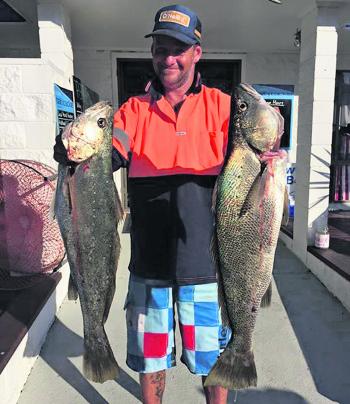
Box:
[152,36,202,91]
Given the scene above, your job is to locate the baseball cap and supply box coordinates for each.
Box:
[145,4,202,45]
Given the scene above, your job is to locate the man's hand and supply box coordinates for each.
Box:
[53,134,74,166]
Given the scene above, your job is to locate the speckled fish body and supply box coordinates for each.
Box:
[54,101,123,383]
[205,84,286,390]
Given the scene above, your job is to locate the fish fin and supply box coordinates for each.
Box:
[260,281,272,307]
[114,185,124,224]
[67,274,78,301]
[239,173,263,217]
[217,274,231,326]
[102,278,116,324]
[210,228,219,271]
[83,329,120,383]
[210,232,230,327]
[281,187,289,227]
[54,165,69,218]
[48,191,56,221]
[83,341,120,383]
[204,348,257,390]
[217,268,230,327]
[211,179,218,213]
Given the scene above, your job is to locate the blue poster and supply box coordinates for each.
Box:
[253,85,296,217]
[253,84,294,150]
[54,84,75,135]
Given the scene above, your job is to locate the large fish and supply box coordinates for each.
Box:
[205,84,287,390]
[54,101,123,383]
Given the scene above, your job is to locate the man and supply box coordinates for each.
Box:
[55,5,231,403]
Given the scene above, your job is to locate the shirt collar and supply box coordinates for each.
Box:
[145,71,202,102]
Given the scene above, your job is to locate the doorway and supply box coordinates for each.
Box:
[117,58,241,105]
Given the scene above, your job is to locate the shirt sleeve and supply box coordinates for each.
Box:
[112,97,139,162]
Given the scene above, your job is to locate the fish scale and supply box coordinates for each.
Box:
[205,84,286,390]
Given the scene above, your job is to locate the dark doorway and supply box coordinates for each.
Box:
[117,58,241,106]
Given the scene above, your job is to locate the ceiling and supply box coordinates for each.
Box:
[60,0,319,53]
[2,0,350,56]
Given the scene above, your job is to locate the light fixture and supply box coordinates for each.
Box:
[294,29,301,48]
[268,0,282,4]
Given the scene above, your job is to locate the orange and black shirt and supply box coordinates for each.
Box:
[113,76,230,285]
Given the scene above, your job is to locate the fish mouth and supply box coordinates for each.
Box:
[236,123,269,158]
[247,141,265,160]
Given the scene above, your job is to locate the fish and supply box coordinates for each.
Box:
[54,101,123,383]
[204,83,287,390]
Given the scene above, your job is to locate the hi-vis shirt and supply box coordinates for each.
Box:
[113,78,231,286]
[113,83,230,177]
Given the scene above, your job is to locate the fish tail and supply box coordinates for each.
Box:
[260,281,272,307]
[204,348,257,390]
[67,274,78,301]
[83,328,120,383]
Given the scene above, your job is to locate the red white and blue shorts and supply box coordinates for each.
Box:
[124,275,231,375]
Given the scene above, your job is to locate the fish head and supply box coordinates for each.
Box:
[232,83,284,153]
[62,101,113,163]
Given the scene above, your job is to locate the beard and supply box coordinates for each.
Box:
[156,65,194,91]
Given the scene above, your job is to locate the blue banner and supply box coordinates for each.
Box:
[54,84,75,135]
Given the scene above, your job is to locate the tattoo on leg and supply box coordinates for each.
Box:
[150,371,165,399]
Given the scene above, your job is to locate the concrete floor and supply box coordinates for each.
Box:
[17,230,350,404]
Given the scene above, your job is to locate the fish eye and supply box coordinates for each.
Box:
[97,118,107,128]
[239,102,248,112]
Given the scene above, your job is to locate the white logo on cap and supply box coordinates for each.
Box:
[159,11,190,27]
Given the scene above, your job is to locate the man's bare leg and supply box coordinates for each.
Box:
[202,376,228,404]
[140,371,166,404]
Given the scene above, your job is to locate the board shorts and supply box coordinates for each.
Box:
[124,274,232,375]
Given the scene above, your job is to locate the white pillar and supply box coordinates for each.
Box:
[37,0,74,84]
[293,4,338,261]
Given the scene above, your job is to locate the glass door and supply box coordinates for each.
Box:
[330,71,350,203]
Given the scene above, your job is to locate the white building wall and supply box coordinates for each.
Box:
[0,59,72,167]
[246,53,299,84]
[0,1,74,169]
[73,49,113,102]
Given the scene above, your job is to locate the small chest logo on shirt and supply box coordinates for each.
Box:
[176,131,187,136]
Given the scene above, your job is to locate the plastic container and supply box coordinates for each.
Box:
[314,226,330,249]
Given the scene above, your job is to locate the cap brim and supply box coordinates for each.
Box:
[144,29,198,45]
